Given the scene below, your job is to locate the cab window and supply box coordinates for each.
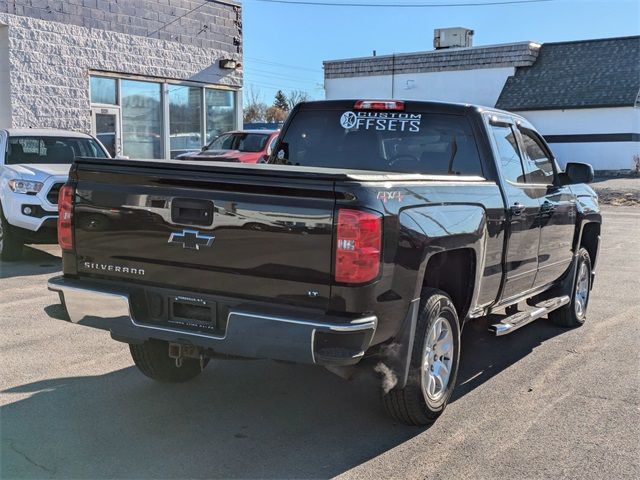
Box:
[274,109,483,176]
[518,128,555,185]
[490,124,526,184]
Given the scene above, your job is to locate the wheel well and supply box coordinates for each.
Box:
[423,248,476,319]
[580,222,600,268]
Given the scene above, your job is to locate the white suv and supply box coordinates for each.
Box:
[0,129,110,260]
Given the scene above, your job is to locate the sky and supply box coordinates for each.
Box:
[241,0,639,104]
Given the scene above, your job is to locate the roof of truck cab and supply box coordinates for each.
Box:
[4,128,94,138]
[296,99,530,123]
[296,99,510,114]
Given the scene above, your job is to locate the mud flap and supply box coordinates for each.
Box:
[384,298,420,390]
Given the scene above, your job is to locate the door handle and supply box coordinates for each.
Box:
[510,202,525,217]
[171,198,214,227]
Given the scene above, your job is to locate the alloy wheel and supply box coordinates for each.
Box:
[421,316,454,404]
[575,261,590,319]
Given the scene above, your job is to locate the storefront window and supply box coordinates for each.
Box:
[90,76,117,105]
[206,89,236,143]
[169,85,202,159]
[121,80,163,159]
[89,75,237,160]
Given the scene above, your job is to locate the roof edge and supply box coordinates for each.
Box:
[323,41,541,66]
[542,34,640,47]
[498,103,639,112]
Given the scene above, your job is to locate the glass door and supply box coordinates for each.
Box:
[91,106,121,158]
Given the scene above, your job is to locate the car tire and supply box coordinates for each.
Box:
[549,247,592,328]
[0,207,24,261]
[382,288,461,427]
[130,340,209,383]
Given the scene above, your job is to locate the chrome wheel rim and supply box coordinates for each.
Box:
[575,262,589,319]
[421,316,454,403]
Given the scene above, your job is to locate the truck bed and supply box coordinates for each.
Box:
[74,157,486,183]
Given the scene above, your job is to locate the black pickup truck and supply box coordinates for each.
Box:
[47,100,601,426]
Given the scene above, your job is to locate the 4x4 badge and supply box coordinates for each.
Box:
[168,229,215,250]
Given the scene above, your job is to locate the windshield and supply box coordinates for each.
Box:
[207,133,270,153]
[271,109,483,176]
[7,136,108,165]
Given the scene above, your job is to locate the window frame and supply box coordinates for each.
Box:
[88,72,239,160]
[89,75,118,106]
[487,117,528,187]
[515,126,559,187]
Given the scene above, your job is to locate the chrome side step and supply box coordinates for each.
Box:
[489,295,570,336]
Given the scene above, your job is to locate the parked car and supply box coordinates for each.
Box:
[47,100,600,426]
[176,130,279,163]
[0,128,109,260]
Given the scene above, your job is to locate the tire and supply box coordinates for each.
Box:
[129,340,209,383]
[0,208,23,261]
[382,288,461,426]
[549,247,592,328]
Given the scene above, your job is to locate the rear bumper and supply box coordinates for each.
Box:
[47,276,377,366]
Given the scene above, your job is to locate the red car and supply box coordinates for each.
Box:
[176,130,280,163]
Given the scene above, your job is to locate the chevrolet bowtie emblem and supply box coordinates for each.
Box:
[168,229,215,250]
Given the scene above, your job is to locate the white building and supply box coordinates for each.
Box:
[324,35,640,173]
[0,0,243,160]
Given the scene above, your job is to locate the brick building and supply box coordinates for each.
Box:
[0,0,243,159]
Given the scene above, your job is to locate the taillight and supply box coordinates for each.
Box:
[354,100,405,111]
[335,209,382,284]
[57,184,75,251]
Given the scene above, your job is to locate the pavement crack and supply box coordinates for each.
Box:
[575,392,639,407]
[9,441,56,475]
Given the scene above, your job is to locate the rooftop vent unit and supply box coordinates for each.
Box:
[434,28,474,49]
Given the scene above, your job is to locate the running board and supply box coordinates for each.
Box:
[490,296,570,336]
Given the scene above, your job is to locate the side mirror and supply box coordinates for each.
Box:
[201,145,208,152]
[560,162,593,185]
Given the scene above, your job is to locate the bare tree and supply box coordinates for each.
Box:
[286,90,311,111]
[243,86,268,123]
[265,106,288,123]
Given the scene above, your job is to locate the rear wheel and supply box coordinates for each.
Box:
[550,247,592,328]
[382,288,461,426]
[0,208,23,261]
[130,340,209,383]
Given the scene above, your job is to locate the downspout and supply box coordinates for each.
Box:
[391,54,395,99]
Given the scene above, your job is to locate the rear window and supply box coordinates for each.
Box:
[207,133,270,153]
[7,136,108,165]
[272,109,483,176]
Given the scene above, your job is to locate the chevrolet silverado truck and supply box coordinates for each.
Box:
[0,129,109,260]
[47,100,601,426]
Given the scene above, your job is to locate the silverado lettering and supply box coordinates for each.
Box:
[82,262,145,276]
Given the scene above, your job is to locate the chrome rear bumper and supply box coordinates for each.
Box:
[47,276,376,366]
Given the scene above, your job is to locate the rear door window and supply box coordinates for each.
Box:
[518,127,556,185]
[273,109,483,176]
[490,124,526,184]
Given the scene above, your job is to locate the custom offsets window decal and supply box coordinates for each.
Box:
[340,111,422,132]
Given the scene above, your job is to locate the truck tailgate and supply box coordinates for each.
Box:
[72,161,337,308]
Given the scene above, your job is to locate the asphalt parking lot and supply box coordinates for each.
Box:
[1,206,638,480]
